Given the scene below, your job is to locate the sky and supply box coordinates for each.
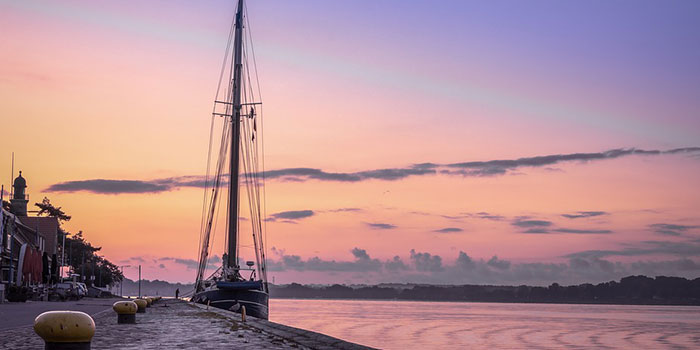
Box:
[1,0,699,286]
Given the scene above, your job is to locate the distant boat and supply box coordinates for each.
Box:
[191,0,269,319]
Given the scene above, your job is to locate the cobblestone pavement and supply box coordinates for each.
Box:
[190,302,375,350]
[0,300,315,349]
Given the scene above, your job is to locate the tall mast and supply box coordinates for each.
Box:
[227,0,244,272]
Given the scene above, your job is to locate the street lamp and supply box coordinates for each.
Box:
[118,265,130,297]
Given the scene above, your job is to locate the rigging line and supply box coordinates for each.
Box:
[240,108,266,281]
[197,116,231,286]
[245,1,263,101]
[240,60,264,277]
[244,10,268,281]
[202,131,228,285]
[243,121,260,274]
[209,118,231,269]
[201,6,236,253]
[197,7,236,287]
[195,113,215,279]
[242,40,257,108]
[215,8,237,104]
[240,118,262,269]
[240,68,262,271]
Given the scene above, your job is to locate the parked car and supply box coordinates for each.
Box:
[51,282,79,301]
[88,286,110,298]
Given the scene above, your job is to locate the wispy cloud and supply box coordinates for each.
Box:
[327,208,363,213]
[562,211,608,219]
[266,210,314,223]
[512,218,553,229]
[523,228,551,234]
[159,256,220,270]
[444,148,700,176]
[649,223,700,236]
[45,147,700,194]
[433,227,464,233]
[365,222,397,230]
[47,179,171,194]
[45,175,217,194]
[552,228,613,234]
[513,217,611,234]
[263,167,436,182]
[565,240,700,259]
[158,257,200,269]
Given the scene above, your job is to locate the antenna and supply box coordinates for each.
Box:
[10,152,14,199]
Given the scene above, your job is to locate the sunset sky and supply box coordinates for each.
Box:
[1,0,699,286]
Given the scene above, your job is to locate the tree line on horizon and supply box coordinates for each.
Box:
[270,275,700,305]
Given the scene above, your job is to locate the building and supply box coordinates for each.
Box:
[1,171,60,300]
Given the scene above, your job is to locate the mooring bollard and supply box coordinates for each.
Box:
[241,305,246,322]
[134,299,147,313]
[145,297,153,307]
[113,301,138,324]
[34,311,95,350]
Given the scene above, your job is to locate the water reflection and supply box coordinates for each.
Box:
[270,299,700,349]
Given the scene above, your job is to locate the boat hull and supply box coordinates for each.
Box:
[192,287,269,320]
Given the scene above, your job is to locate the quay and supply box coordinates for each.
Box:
[0,298,374,349]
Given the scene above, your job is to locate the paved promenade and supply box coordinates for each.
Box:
[0,298,117,330]
[0,299,373,349]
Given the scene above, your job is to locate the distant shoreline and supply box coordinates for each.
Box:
[269,275,700,307]
[116,275,700,307]
[269,296,700,307]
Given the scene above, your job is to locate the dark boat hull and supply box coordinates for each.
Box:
[192,287,269,320]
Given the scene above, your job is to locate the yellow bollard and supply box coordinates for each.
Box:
[241,305,246,322]
[34,311,95,350]
[145,297,153,307]
[113,301,138,324]
[134,299,148,313]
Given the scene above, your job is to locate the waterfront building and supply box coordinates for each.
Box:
[0,172,59,301]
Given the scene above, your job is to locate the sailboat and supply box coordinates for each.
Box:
[191,0,269,319]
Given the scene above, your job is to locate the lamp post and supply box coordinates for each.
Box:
[60,231,66,281]
[118,265,130,297]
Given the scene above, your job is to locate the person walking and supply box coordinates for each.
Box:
[175,288,179,299]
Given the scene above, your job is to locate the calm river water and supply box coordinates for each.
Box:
[270,299,700,349]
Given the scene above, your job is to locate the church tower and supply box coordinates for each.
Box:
[10,170,28,216]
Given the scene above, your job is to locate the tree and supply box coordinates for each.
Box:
[35,197,71,222]
[35,198,123,287]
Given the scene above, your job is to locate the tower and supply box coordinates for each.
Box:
[10,170,28,216]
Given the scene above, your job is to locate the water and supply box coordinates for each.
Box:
[269,299,700,349]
